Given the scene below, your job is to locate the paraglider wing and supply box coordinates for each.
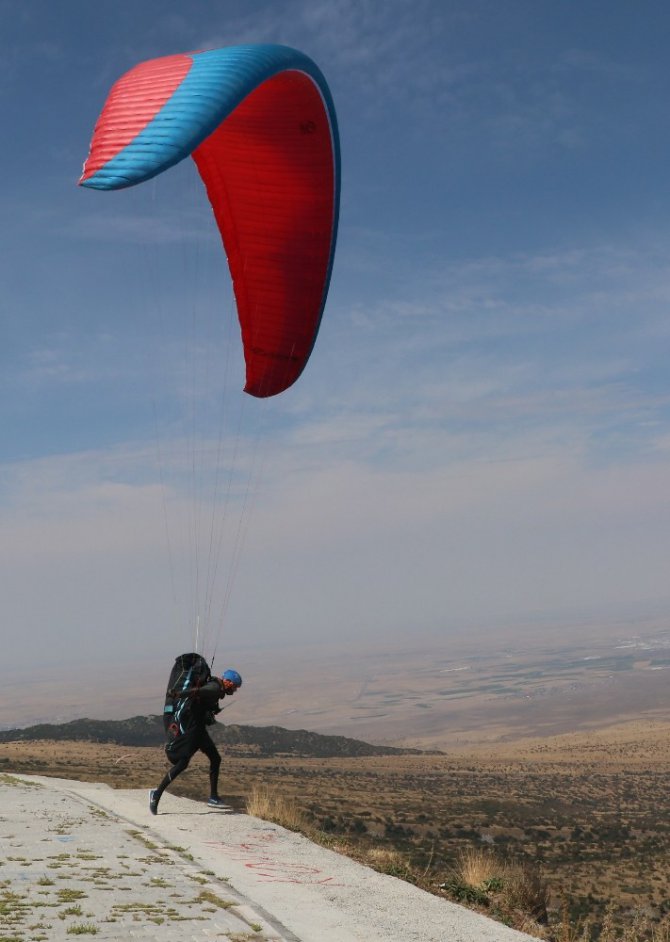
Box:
[80,45,340,397]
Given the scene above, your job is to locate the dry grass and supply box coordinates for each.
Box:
[503,860,549,924]
[445,846,549,935]
[552,904,670,942]
[456,846,499,886]
[447,850,670,941]
[245,783,308,832]
[245,783,418,883]
[364,847,408,871]
[598,910,670,942]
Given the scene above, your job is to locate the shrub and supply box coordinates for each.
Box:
[245,784,307,832]
[439,846,549,932]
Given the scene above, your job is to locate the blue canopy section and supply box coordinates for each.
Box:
[80,44,340,192]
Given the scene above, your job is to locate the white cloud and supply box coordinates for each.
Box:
[4,390,670,676]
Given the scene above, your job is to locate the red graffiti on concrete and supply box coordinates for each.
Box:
[203,833,346,885]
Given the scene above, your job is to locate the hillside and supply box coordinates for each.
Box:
[3,721,670,938]
[0,715,435,758]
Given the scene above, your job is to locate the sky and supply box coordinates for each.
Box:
[3,0,670,686]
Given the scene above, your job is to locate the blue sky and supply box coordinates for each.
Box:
[3,0,670,679]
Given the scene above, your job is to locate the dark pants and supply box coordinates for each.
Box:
[154,726,221,801]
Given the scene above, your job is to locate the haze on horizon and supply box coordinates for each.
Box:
[3,1,670,701]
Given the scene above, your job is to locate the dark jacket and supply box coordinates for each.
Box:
[173,678,225,732]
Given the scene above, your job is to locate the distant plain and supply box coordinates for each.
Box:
[8,614,670,750]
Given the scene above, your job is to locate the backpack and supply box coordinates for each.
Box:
[163,652,211,749]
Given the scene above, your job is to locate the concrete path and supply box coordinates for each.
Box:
[0,773,538,941]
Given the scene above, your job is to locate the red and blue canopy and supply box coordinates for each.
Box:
[80,45,340,398]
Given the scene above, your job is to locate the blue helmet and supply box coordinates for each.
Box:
[222,669,242,688]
